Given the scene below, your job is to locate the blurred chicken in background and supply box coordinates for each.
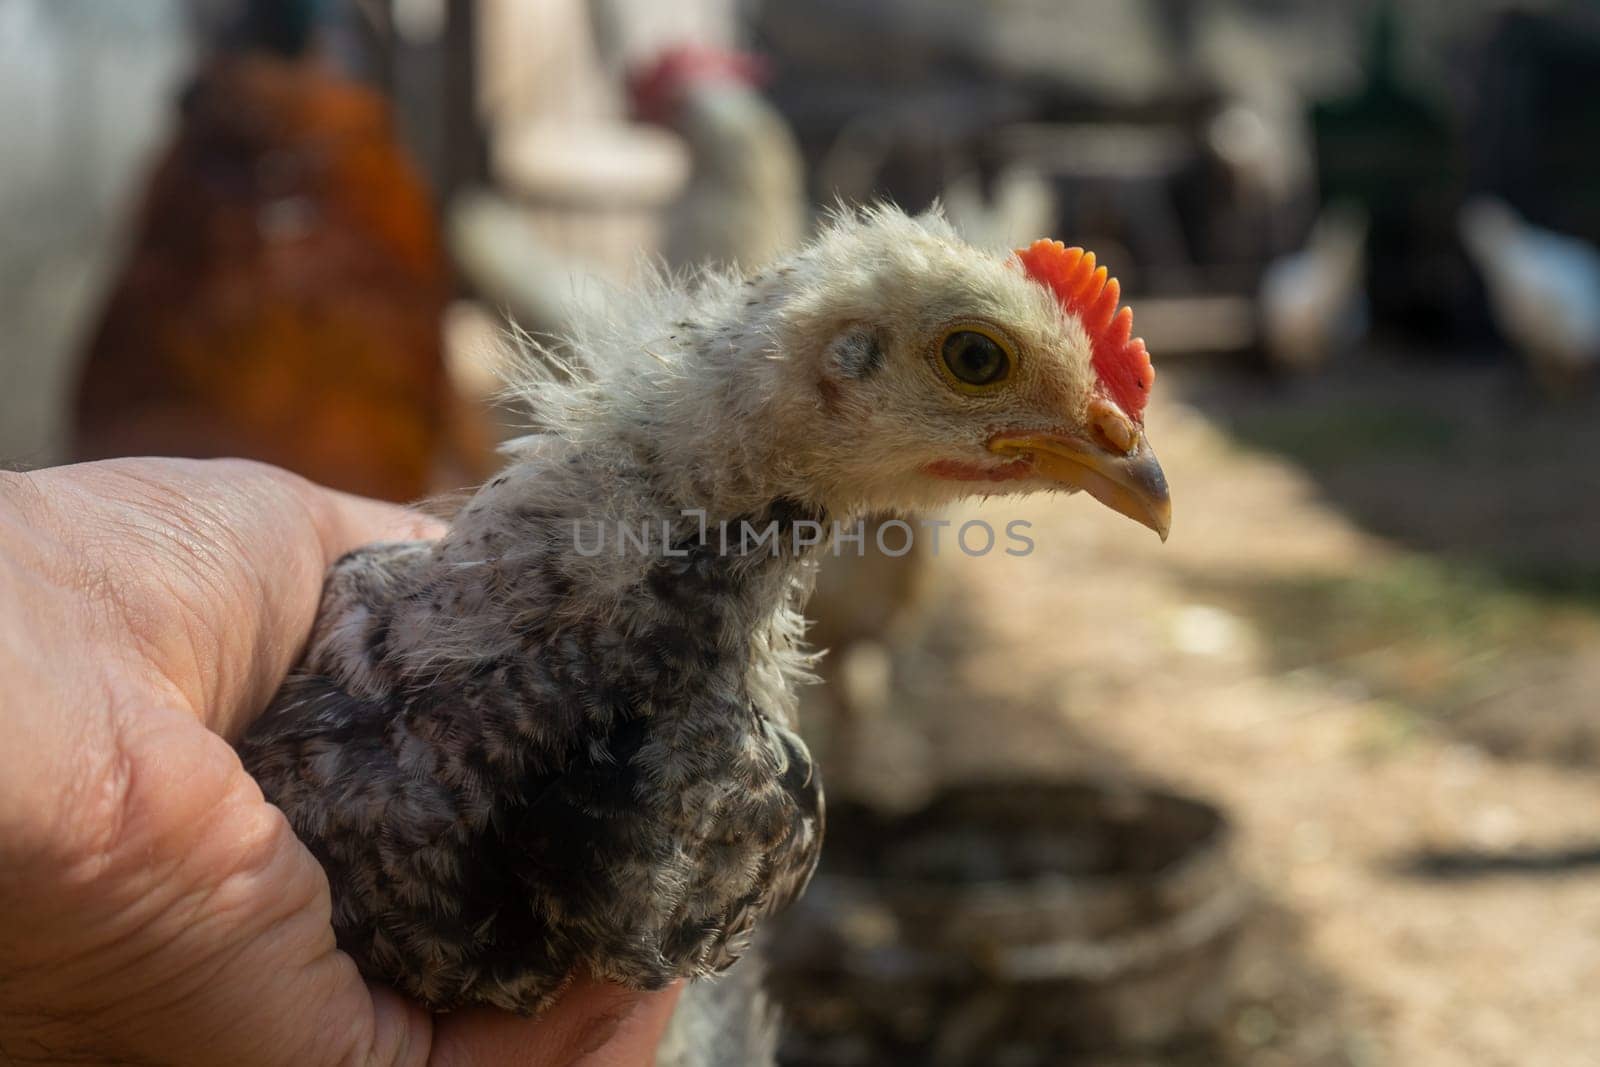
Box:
[447,188,613,346]
[1260,202,1369,377]
[1460,197,1600,399]
[72,0,475,502]
[629,45,806,271]
[941,166,1057,253]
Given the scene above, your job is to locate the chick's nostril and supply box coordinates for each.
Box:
[1089,398,1137,454]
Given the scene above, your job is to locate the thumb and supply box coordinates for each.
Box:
[363,985,436,1067]
[430,980,683,1067]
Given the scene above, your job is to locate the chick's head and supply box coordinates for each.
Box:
[763,209,1169,538]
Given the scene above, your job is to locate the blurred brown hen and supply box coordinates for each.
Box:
[74,31,455,502]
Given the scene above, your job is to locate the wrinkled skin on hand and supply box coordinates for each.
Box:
[0,458,678,1067]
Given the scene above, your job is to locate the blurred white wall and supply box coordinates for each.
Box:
[0,0,191,467]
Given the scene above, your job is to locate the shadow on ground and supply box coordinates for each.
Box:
[1174,353,1600,766]
[784,591,1366,1067]
[1175,352,1600,600]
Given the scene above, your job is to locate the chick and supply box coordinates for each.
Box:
[238,205,1170,1013]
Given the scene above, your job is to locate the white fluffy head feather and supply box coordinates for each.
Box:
[500,203,1104,519]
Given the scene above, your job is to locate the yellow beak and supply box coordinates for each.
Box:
[989,430,1172,541]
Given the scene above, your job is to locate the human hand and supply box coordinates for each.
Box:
[0,458,680,1066]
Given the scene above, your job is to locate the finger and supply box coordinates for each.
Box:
[430,980,683,1067]
[364,984,437,1067]
[38,458,442,732]
[146,460,442,734]
[298,484,448,565]
[573,982,682,1067]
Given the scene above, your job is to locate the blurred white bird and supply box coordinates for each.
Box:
[630,46,807,270]
[1259,201,1369,376]
[942,166,1058,252]
[1460,197,1600,398]
[449,189,613,336]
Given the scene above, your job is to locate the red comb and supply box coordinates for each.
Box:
[1015,239,1154,421]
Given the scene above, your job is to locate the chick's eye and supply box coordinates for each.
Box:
[940,329,1012,387]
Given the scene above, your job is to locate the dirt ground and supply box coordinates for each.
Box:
[812,356,1600,1067]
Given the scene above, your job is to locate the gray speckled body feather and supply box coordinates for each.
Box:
[240,464,823,1011]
